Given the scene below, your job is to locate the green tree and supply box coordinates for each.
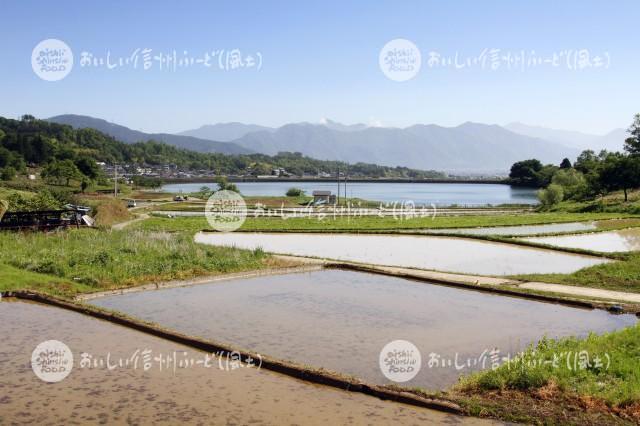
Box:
[509,159,543,186]
[215,176,240,193]
[624,113,640,156]
[75,156,101,179]
[599,155,640,202]
[559,158,572,169]
[5,190,62,211]
[536,164,559,187]
[537,184,564,207]
[574,150,600,174]
[42,159,83,186]
[551,168,587,200]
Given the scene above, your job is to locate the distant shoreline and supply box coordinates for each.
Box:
[162,177,509,184]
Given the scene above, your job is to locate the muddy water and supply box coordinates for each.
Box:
[523,228,640,253]
[194,232,609,275]
[0,300,495,425]
[425,222,596,236]
[91,270,637,391]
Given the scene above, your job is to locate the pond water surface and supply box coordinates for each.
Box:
[523,228,640,253]
[0,299,489,425]
[90,270,637,390]
[162,182,538,206]
[194,232,610,275]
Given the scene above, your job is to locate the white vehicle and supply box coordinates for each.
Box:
[127,199,137,208]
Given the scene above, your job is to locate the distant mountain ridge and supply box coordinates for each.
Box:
[48,114,624,173]
[179,122,274,142]
[47,115,252,155]
[221,120,581,173]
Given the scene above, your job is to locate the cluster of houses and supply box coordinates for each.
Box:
[99,163,304,181]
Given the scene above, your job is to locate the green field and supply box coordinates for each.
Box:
[0,228,270,297]
[138,211,635,233]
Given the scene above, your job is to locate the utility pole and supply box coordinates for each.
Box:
[336,166,340,205]
[114,164,118,197]
[344,168,348,202]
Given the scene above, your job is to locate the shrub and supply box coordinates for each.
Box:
[1,167,16,181]
[286,187,305,197]
[538,184,564,207]
[551,168,587,200]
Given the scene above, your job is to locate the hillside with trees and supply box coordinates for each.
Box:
[0,115,445,187]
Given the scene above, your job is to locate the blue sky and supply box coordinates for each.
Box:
[1,0,638,134]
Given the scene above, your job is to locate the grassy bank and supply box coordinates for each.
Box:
[137,212,635,234]
[455,325,640,424]
[0,228,271,297]
[547,189,640,214]
[514,252,640,293]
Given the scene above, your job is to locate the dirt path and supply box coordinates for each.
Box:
[272,254,640,306]
[112,213,150,230]
[518,282,640,304]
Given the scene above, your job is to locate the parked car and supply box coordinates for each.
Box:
[127,199,137,208]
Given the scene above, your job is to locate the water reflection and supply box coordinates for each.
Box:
[195,232,610,275]
[91,270,637,390]
[524,228,640,253]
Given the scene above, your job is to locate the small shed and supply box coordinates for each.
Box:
[312,190,336,205]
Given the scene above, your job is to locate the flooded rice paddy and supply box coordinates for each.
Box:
[90,270,637,390]
[0,299,494,425]
[523,227,640,253]
[194,232,610,275]
[425,222,597,236]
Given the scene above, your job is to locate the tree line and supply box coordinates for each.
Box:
[509,114,640,206]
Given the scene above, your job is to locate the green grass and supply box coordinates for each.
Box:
[0,228,269,297]
[514,252,640,293]
[137,211,635,234]
[548,189,640,214]
[0,263,84,295]
[459,324,640,408]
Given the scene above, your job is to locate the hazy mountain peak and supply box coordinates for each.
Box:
[505,122,626,151]
[319,118,369,132]
[179,122,273,142]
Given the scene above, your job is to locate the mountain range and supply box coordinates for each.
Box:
[47,114,628,173]
[48,115,251,155]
